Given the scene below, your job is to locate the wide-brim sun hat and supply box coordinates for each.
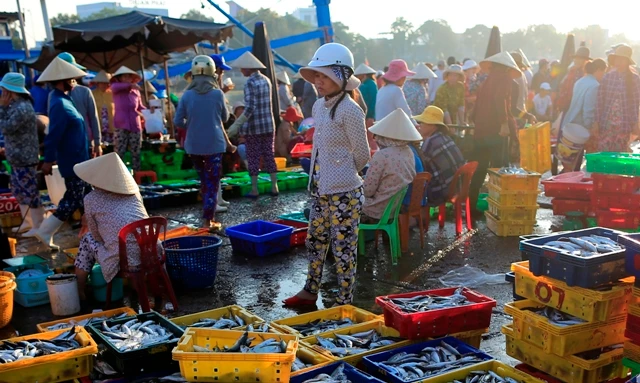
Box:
[444,64,465,78]
[369,108,422,141]
[354,63,376,76]
[480,52,522,79]
[37,57,87,83]
[92,70,111,83]
[409,63,437,80]
[74,152,139,195]
[113,66,141,80]
[608,44,636,65]
[462,60,478,71]
[0,73,29,95]
[383,59,415,82]
[414,105,448,129]
[299,66,360,91]
[230,51,266,69]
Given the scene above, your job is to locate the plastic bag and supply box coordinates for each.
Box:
[439,265,507,288]
[142,109,165,134]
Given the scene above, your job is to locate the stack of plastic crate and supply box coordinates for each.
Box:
[485,168,541,237]
[590,173,640,232]
[542,174,594,217]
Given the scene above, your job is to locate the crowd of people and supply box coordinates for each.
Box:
[1,39,639,306]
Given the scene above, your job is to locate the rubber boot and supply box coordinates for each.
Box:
[11,205,32,234]
[22,206,45,238]
[217,182,230,207]
[34,215,64,251]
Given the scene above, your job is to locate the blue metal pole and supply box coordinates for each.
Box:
[313,0,333,44]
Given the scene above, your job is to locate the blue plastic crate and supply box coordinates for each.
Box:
[226,220,293,257]
[361,336,493,383]
[5,263,53,293]
[619,233,640,279]
[291,362,384,383]
[163,236,222,289]
[14,287,49,307]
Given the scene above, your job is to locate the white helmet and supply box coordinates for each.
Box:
[308,43,354,69]
[191,55,216,77]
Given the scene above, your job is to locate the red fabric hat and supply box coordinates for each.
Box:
[283,106,303,123]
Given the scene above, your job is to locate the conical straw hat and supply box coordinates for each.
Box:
[144,81,157,94]
[231,51,266,69]
[92,70,112,83]
[113,66,140,78]
[354,63,376,76]
[276,71,291,85]
[480,52,522,77]
[73,153,139,195]
[409,63,437,80]
[369,109,422,141]
[37,57,87,83]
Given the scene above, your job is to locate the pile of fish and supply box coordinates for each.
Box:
[541,235,623,257]
[290,318,355,337]
[189,331,288,353]
[381,288,471,313]
[99,318,180,352]
[448,370,522,383]
[526,306,586,327]
[301,364,350,382]
[497,166,529,175]
[0,327,85,364]
[314,329,401,357]
[292,357,314,372]
[376,341,485,381]
[46,312,131,331]
[184,312,266,331]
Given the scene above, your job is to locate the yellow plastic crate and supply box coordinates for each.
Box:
[37,306,137,332]
[624,340,640,362]
[512,261,635,322]
[271,304,380,340]
[0,212,21,229]
[505,300,627,356]
[519,122,552,174]
[487,183,539,207]
[290,344,333,377]
[488,168,541,191]
[631,302,640,317]
[503,324,623,383]
[301,320,412,366]
[634,287,640,300]
[172,328,298,382]
[0,326,98,382]
[486,212,535,237]
[417,360,546,383]
[170,305,265,330]
[487,198,538,221]
[451,327,488,349]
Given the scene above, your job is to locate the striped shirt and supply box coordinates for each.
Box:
[420,132,465,205]
[241,71,275,136]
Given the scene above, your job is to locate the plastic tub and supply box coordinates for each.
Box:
[46,274,81,316]
[557,123,590,165]
[275,157,287,170]
[0,281,15,328]
[5,263,53,293]
[163,236,222,289]
[91,264,123,302]
[226,220,293,257]
[270,305,380,339]
[14,287,49,307]
[291,362,385,383]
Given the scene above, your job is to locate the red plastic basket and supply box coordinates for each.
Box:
[542,177,593,201]
[551,198,593,216]
[375,287,496,340]
[0,194,19,214]
[596,209,640,230]
[592,193,640,211]
[291,143,313,158]
[592,173,640,194]
[273,219,308,247]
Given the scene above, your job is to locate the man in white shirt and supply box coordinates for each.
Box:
[428,60,446,103]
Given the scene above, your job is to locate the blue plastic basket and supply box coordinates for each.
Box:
[291,362,384,383]
[14,287,49,307]
[226,220,293,257]
[4,263,53,293]
[619,233,640,279]
[361,337,493,383]
[163,235,222,289]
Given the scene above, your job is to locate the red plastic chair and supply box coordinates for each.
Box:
[134,171,157,185]
[435,162,478,235]
[106,217,178,312]
[399,172,432,252]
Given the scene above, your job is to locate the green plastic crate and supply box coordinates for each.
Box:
[157,169,198,181]
[586,152,640,176]
[623,358,640,376]
[155,180,201,188]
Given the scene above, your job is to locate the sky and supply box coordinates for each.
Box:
[7,0,640,47]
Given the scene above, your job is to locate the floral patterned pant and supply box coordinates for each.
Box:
[75,232,99,273]
[191,154,223,220]
[246,133,277,176]
[54,175,91,221]
[304,187,365,305]
[10,166,41,208]
[115,129,142,171]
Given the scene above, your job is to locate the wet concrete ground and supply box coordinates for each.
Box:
[8,183,562,367]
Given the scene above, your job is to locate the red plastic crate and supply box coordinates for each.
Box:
[592,193,640,210]
[542,178,593,200]
[552,198,593,215]
[596,209,640,230]
[375,287,496,340]
[291,143,313,158]
[592,173,640,194]
[0,193,19,214]
[273,219,308,247]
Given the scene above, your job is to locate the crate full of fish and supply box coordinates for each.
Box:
[290,344,334,377]
[504,300,627,357]
[0,326,98,383]
[511,261,635,322]
[361,336,493,383]
[520,227,629,288]
[301,320,411,366]
[271,304,380,339]
[291,362,386,383]
[170,304,268,332]
[37,306,136,332]
[376,287,496,340]
[86,310,184,375]
[488,167,541,191]
[503,324,624,383]
[416,360,546,383]
[172,328,298,383]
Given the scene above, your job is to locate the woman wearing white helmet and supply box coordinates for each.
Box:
[283,43,370,307]
[174,55,235,229]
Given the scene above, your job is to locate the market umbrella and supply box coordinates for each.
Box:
[252,21,281,127]
[485,26,502,58]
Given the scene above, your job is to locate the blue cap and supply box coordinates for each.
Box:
[57,52,86,70]
[212,54,232,71]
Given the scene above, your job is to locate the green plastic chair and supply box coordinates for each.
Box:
[358,186,408,266]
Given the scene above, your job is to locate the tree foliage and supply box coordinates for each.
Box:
[83,7,128,21]
[180,9,215,22]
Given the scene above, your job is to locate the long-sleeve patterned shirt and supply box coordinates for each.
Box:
[111,82,145,133]
[242,71,275,136]
[596,69,640,135]
[433,82,465,124]
[403,80,429,115]
[0,98,39,167]
[420,132,465,205]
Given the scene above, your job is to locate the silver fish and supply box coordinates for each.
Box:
[46,312,131,331]
[191,331,289,354]
[527,306,586,327]
[383,288,471,313]
[96,319,179,352]
[447,370,522,383]
[301,364,350,382]
[290,318,354,337]
[542,235,623,257]
[314,330,401,357]
[0,327,87,364]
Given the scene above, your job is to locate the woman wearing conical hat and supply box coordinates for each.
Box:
[111,65,145,171]
[403,63,436,116]
[90,70,115,144]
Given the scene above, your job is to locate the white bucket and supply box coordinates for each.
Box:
[557,123,590,164]
[44,166,66,206]
[46,274,80,316]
